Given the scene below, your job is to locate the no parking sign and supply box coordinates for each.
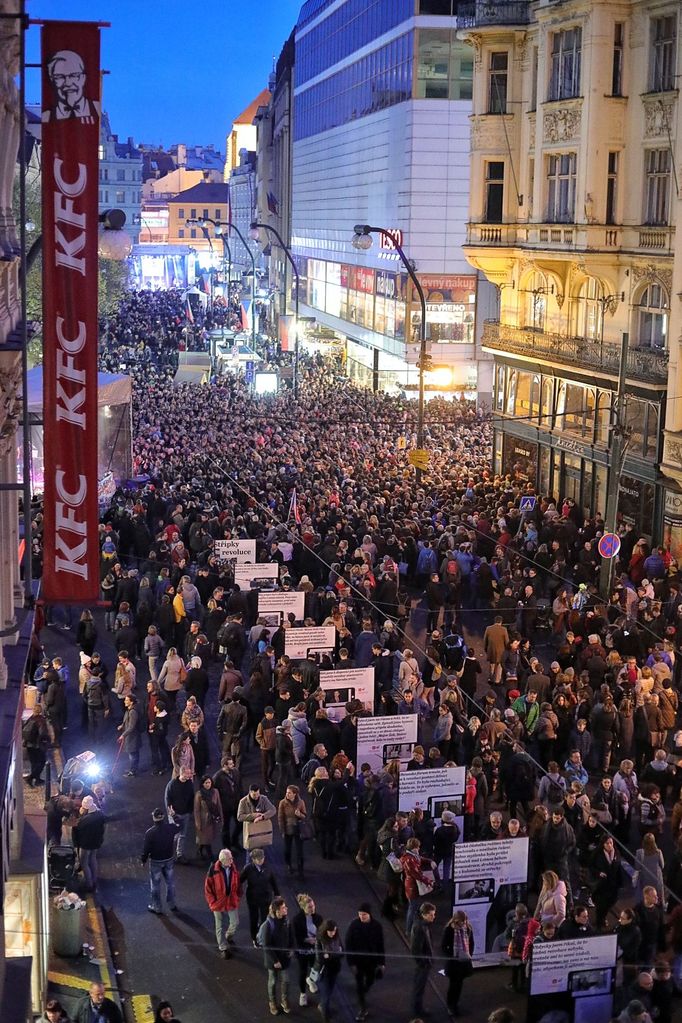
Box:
[598,532,621,559]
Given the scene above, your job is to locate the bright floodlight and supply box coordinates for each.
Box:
[99,228,132,260]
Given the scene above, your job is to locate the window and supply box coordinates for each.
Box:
[419,0,456,11]
[530,47,538,111]
[115,190,125,203]
[98,144,105,160]
[650,15,677,92]
[488,52,508,113]
[528,158,535,218]
[524,271,548,332]
[190,208,197,218]
[637,283,668,349]
[484,161,504,222]
[546,152,576,223]
[203,208,209,219]
[644,149,671,225]
[98,189,102,203]
[575,277,603,341]
[416,30,473,101]
[606,152,618,224]
[102,168,108,182]
[132,213,141,225]
[190,228,197,239]
[215,208,221,219]
[178,228,185,239]
[116,169,125,182]
[549,28,582,101]
[178,208,185,218]
[612,23,624,96]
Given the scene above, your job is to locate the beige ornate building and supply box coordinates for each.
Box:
[459,0,679,546]
[0,0,22,675]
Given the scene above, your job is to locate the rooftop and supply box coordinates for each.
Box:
[166,181,231,205]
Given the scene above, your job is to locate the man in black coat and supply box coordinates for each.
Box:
[141,806,181,914]
[345,903,385,1020]
[239,847,280,945]
[410,902,435,1018]
[75,983,122,1023]
[72,795,107,891]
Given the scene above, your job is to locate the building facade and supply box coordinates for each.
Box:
[460,0,679,543]
[166,181,231,252]
[254,32,296,331]
[288,0,494,397]
[99,112,143,243]
[0,7,46,1021]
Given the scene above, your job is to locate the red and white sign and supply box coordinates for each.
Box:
[41,21,101,602]
[379,229,403,251]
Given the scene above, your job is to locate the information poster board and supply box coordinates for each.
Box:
[530,934,617,1022]
[319,667,375,722]
[257,591,305,626]
[398,766,466,822]
[356,717,418,774]
[452,838,529,965]
[286,626,337,661]
[234,563,280,588]
[214,539,257,563]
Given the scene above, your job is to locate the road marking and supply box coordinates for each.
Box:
[87,901,113,992]
[48,970,91,991]
[132,994,154,1021]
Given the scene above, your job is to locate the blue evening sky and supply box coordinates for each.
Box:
[25,0,302,150]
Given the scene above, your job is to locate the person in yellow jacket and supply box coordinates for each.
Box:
[172,589,186,648]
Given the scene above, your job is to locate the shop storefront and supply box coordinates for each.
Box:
[410,274,477,344]
[346,338,375,389]
[663,489,682,561]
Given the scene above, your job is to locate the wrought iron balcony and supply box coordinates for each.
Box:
[457,1,530,28]
[481,320,669,385]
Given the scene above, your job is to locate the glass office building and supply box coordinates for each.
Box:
[291,0,491,397]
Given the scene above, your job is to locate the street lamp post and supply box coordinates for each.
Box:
[250,221,300,397]
[351,224,428,484]
[188,217,257,348]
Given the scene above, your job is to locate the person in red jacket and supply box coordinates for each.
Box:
[400,837,435,937]
[205,847,242,958]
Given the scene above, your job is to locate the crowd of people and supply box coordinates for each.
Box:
[28,288,682,1023]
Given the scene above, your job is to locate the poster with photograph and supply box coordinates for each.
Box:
[398,766,466,823]
[530,934,617,1021]
[214,539,256,563]
[257,591,305,626]
[234,563,280,588]
[356,716,418,774]
[452,838,529,965]
[319,667,375,722]
[286,626,337,661]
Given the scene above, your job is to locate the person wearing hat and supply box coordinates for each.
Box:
[72,795,107,892]
[141,807,181,915]
[345,903,386,1021]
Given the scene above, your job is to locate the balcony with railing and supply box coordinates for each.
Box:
[481,320,669,385]
[457,1,530,28]
[465,222,676,255]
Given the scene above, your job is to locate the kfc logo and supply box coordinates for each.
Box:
[43,49,99,124]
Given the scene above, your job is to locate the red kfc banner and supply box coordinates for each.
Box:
[41,22,101,602]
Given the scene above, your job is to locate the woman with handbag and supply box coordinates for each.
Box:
[293,894,322,1007]
[313,919,343,1023]
[194,775,223,862]
[400,837,435,937]
[441,911,474,1017]
[278,784,308,879]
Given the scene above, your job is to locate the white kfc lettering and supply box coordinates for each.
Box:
[53,156,87,275]
[54,470,88,580]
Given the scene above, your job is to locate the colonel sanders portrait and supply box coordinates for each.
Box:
[43,49,99,124]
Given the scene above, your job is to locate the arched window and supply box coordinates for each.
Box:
[524,271,548,332]
[574,277,604,340]
[637,283,668,349]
